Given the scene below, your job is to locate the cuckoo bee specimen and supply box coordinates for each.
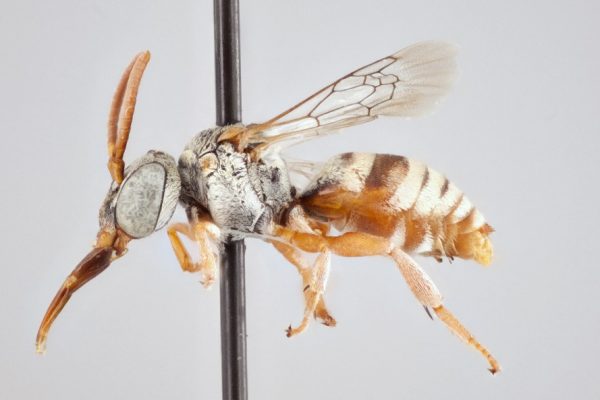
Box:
[37,42,500,374]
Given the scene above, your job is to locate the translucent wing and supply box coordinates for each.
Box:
[237,41,457,155]
[284,158,324,188]
[285,158,323,180]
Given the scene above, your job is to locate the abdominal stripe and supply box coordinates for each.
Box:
[364,154,409,189]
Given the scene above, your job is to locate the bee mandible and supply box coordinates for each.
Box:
[37,42,500,374]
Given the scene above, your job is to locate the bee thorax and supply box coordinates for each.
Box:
[178,128,293,236]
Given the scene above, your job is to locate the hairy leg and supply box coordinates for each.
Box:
[390,248,500,374]
[285,251,331,337]
[271,241,336,329]
[272,222,500,373]
[167,217,220,288]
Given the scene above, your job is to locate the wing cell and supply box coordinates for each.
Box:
[236,41,457,155]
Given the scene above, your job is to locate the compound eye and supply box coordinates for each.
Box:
[115,162,166,238]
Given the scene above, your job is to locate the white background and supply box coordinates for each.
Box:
[1,1,599,399]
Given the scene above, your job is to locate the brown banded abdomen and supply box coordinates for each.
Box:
[298,153,493,265]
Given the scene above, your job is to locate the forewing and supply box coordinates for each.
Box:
[240,41,457,153]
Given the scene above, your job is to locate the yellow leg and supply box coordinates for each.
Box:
[273,224,390,257]
[285,250,331,337]
[271,241,336,329]
[270,223,391,337]
[167,218,220,288]
[272,222,390,333]
[390,248,500,374]
[434,305,501,374]
[273,222,500,373]
[168,223,196,272]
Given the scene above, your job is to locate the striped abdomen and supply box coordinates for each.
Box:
[298,153,493,265]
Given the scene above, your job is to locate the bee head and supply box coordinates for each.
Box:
[36,52,181,353]
[103,150,180,239]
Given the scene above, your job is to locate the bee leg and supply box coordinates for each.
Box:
[273,225,391,256]
[314,293,337,327]
[191,218,221,288]
[271,241,336,330]
[167,223,196,271]
[167,219,220,288]
[273,224,500,372]
[286,251,331,338]
[389,248,500,374]
[272,224,394,334]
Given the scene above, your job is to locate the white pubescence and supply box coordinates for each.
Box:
[328,153,375,193]
[433,182,462,218]
[449,196,474,224]
[468,210,487,232]
[388,218,407,250]
[389,160,428,211]
[390,248,442,308]
[414,168,446,216]
[414,232,435,254]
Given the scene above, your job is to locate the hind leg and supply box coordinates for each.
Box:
[390,248,500,374]
[271,224,395,337]
[272,223,500,373]
[272,224,390,256]
[274,225,444,327]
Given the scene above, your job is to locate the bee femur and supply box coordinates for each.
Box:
[107,51,151,185]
